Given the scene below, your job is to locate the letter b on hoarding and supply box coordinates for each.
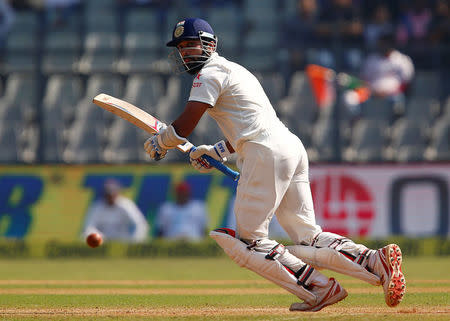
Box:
[0,176,43,237]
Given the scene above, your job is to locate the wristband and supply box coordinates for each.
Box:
[213,140,232,160]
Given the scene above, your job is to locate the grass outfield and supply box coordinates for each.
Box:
[0,256,448,320]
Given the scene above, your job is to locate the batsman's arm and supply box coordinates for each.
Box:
[173,101,240,181]
[171,101,209,137]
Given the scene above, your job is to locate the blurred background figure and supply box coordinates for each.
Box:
[429,0,450,46]
[82,179,149,243]
[315,0,364,71]
[364,4,394,50]
[280,0,320,90]
[396,0,432,46]
[0,0,14,53]
[342,31,415,118]
[42,0,82,29]
[156,181,209,240]
[395,0,433,67]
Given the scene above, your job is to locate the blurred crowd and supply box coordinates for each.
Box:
[0,0,447,165]
[2,0,448,72]
[5,0,449,48]
[280,0,449,73]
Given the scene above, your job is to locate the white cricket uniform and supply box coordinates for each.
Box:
[188,52,322,243]
[82,196,149,242]
[156,200,208,240]
[361,50,414,96]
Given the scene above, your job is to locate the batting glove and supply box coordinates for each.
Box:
[144,134,168,161]
[144,123,168,161]
[189,140,231,173]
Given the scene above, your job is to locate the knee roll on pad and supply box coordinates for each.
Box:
[243,238,305,273]
[210,229,317,305]
[287,234,381,286]
[311,232,370,265]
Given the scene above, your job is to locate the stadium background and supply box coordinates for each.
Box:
[0,0,448,251]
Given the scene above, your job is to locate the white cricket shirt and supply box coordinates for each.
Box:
[361,50,414,95]
[188,52,288,153]
[82,196,149,242]
[156,200,208,240]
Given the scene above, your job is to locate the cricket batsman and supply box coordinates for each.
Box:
[144,18,406,311]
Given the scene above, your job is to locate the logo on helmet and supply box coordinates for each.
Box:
[174,26,184,38]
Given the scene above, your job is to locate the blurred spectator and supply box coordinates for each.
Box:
[42,0,82,29]
[316,0,364,70]
[117,0,172,33]
[429,0,450,45]
[342,31,414,116]
[8,0,33,10]
[156,181,209,240]
[82,179,149,243]
[364,4,394,50]
[361,32,414,98]
[280,0,320,88]
[396,0,433,46]
[0,0,14,50]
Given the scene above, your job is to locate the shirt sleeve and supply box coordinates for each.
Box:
[193,200,209,231]
[82,202,102,238]
[396,54,414,84]
[188,68,226,106]
[360,55,377,83]
[200,202,209,229]
[156,203,168,233]
[120,198,149,242]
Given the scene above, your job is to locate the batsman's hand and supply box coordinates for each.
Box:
[189,140,231,173]
[144,134,167,160]
[144,123,168,161]
[190,154,214,173]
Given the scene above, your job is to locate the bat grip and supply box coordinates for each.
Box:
[189,147,240,181]
[202,155,240,181]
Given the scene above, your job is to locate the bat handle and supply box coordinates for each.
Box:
[189,147,240,181]
[202,155,240,181]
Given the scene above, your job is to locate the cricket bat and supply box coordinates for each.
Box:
[93,93,240,181]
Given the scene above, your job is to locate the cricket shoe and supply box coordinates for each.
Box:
[372,244,406,307]
[289,278,348,312]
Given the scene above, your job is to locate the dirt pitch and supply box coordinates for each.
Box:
[0,280,449,318]
[1,306,449,318]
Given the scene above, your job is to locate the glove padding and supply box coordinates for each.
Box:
[144,134,168,161]
[144,124,188,161]
[190,156,214,173]
[144,123,168,161]
[189,140,231,173]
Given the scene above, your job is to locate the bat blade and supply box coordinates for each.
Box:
[93,93,161,135]
[92,93,240,181]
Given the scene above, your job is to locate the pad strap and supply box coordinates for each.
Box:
[296,264,315,286]
[210,229,317,305]
[265,244,286,261]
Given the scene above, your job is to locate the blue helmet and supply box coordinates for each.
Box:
[166,18,218,74]
[166,18,216,47]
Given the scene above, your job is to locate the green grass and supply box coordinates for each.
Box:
[0,256,448,320]
[1,256,448,279]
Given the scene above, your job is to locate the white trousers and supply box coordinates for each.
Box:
[234,131,322,244]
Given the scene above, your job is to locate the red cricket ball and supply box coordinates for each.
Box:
[86,233,103,248]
